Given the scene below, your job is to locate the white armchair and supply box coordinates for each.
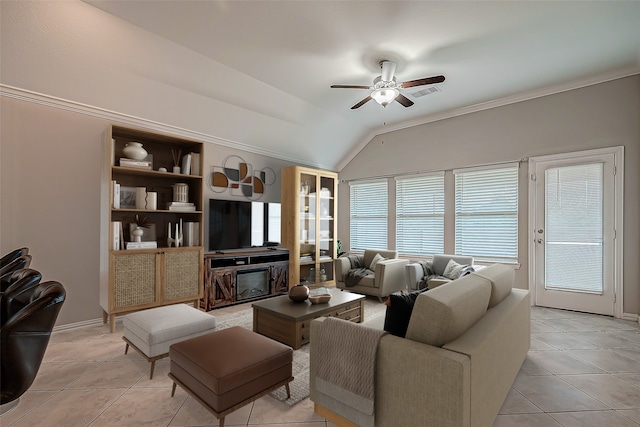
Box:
[405,254,474,290]
[336,249,408,301]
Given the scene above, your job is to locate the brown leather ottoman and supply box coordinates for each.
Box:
[169,326,293,427]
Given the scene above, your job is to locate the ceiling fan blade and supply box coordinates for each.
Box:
[400,75,446,88]
[331,84,371,89]
[380,61,397,82]
[395,94,414,108]
[351,96,372,109]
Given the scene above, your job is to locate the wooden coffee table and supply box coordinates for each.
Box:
[252,288,365,349]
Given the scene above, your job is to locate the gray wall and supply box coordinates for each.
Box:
[0,97,297,326]
[338,75,640,316]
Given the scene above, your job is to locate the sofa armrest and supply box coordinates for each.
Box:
[310,317,471,427]
[374,258,409,294]
[405,262,424,291]
[334,257,352,286]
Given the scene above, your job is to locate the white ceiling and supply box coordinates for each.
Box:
[80,2,640,170]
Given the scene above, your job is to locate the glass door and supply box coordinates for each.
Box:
[532,151,617,316]
[299,172,316,283]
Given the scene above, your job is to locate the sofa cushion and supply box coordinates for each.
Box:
[363,249,397,268]
[369,253,385,271]
[358,274,376,288]
[432,254,474,276]
[405,274,492,347]
[471,264,514,308]
[383,289,428,337]
[442,259,474,280]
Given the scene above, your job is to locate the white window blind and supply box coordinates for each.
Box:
[350,180,388,251]
[545,163,603,293]
[396,174,444,255]
[454,165,519,263]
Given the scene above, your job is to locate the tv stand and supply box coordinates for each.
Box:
[203,248,289,310]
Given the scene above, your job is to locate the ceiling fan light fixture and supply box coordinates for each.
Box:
[371,87,399,107]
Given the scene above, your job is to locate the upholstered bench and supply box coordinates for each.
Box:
[169,326,293,427]
[123,304,217,379]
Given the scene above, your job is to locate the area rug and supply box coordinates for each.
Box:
[211,297,387,406]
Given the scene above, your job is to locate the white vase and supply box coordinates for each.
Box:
[146,192,157,210]
[131,226,144,242]
[135,187,147,210]
[123,142,148,160]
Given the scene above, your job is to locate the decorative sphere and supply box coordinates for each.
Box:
[288,284,309,302]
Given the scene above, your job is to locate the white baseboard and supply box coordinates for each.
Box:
[53,317,122,332]
[621,312,639,323]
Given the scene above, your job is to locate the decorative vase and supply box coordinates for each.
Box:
[131,226,144,242]
[288,284,309,303]
[135,187,147,210]
[122,142,148,161]
[173,183,189,202]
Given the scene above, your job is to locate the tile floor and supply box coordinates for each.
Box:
[2,302,639,427]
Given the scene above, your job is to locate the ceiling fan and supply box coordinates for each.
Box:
[331,60,445,109]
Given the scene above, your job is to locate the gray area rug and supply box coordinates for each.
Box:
[212,297,387,406]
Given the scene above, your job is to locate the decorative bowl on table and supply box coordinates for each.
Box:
[309,293,331,304]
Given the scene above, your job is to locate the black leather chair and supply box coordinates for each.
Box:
[0,269,43,327]
[0,255,32,277]
[0,281,66,412]
[0,248,29,268]
[1,268,42,293]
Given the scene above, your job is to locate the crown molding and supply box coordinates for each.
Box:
[335,67,640,172]
[0,84,309,166]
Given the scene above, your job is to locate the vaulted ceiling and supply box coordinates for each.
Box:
[5,1,640,170]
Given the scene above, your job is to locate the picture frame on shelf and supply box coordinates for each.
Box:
[119,186,137,209]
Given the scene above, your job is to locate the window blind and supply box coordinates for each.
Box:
[350,180,388,251]
[396,173,444,255]
[545,163,603,293]
[454,165,519,263]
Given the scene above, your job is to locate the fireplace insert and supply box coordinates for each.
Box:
[236,267,270,301]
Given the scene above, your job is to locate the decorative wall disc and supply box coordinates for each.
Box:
[208,155,276,200]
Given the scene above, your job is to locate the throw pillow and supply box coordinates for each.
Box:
[369,253,385,271]
[383,289,428,337]
[442,259,473,280]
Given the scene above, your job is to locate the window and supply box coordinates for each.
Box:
[396,173,444,255]
[350,180,388,251]
[454,165,519,263]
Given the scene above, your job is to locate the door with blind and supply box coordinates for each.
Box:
[530,149,621,316]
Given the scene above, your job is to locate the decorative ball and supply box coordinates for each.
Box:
[288,284,309,302]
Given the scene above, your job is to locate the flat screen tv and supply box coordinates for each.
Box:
[209,199,281,251]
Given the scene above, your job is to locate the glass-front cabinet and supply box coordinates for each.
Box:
[281,166,338,287]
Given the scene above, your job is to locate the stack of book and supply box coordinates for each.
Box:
[120,157,152,170]
[167,201,196,211]
[126,241,158,250]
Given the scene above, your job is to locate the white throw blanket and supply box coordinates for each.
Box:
[315,317,387,425]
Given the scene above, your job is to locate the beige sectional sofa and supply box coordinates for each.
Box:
[310,264,530,427]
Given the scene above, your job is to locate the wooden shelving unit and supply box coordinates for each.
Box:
[100,124,204,332]
[281,166,338,287]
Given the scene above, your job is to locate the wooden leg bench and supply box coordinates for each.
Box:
[122,304,217,379]
[169,326,293,427]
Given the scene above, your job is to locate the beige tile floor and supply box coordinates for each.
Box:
[2,303,639,427]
